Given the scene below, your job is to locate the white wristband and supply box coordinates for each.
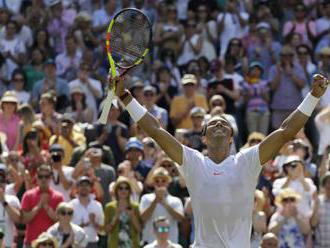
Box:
[297,93,319,117]
[125,98,147,122]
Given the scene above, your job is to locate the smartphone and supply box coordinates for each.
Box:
[83,157,91,170]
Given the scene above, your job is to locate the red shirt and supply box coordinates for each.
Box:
[21,187,64,245]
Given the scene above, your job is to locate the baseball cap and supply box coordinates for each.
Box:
[125,137,143,152]
[143,85,156,94]
[44,58,56,66]
[190,107,206,118]
[256,22,271,31]
[49,143,64,153]
[1,91,18,104]
[49,0,61,7]
[77,176,92,185]
[283,155,303,166]
[249,61,263,72]
[181,74,197,85]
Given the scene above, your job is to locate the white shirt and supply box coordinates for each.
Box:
[177,34,200,66]
[177,145,262,248]
[315,113,330,155]
[69,197,104,243]
[69,78,102,121]
[13,90,30,104]
[272,177,316,217]
[0,194,20,247]
[139,193,184,244]
[50,167,74,202]
[144,240,183,248]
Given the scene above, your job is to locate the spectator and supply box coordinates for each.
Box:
[92,0,117,34]
[315,106,330,157]
[32,29,54,60]
[31,232,58,248]
[140,167,184,244]
[170,74,208,129]
[0,91,20,150]
[251,190,267,248]
[272,155,317,217]
[0,165,20,248]
[48,144,74,201]
[240,61,270,135]
[317,47,330,108]
[70,176,103,248]
[31,59,69,111]
[68,62,102,121]
[11,68,30,104]
[23,48,45,92]
[268,188,310,247]
[185,107,206,152]
[104,176,141,248]
[224,38,248,75]
[260,232,279,248]
[315,1,330,53]
[311,171,330,248]
[66,85,93,124]
[47,202,88,248]
[55,35,81,82]
[268,46,306,129]
[21,164,64,247]
[144,216,183,248]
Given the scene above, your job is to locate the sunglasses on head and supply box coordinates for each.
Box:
[37,174,51,180]
[60,210,73,216]
[157,226,170,233]
[282,197,296,203]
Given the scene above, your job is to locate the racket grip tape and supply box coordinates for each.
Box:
[98,90,115,124]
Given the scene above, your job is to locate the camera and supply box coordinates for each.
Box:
[51,153,62,163]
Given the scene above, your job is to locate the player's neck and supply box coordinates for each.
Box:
[207,144,230,164]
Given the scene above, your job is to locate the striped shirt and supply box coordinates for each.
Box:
[314,195,330,248]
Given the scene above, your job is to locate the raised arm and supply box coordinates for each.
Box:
[113,77,183,165]
[259,74,329,165]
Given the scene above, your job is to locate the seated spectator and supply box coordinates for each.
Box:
[11,68,30,104]
[144,216,183,248]
[310,171,330,248]
[140,167,184,245]
[185,107,206,152]
[66,85,93,124]
[240,61,270,135]
[70,176,104,248]
[23,48,45,91]
[17,103,36,143]
[31,232,58,248]
[32,59,69,112]
[272,155,316,217]
[47,202,87,248]
[268,188,310,248]
[260,232,279,248]
[315,106,330,158]
[104,176,141,248]
[0,91,20,150]
[142,137,158,169]
[251,190,267,248]
[21,164,64,247]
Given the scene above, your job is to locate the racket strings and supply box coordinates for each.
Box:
[110,10,151,68]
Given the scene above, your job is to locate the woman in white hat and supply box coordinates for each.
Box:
[0,91,20,150]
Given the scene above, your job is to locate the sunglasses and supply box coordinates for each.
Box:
[118,186,130,191]
[287,162,299,169]
[155,178,167,184]
[157,226,170,233]
[249,139,262,144]
[37,174,51,180]
[13,77,24,82]
[282,197,296,203]
[40,242,54,247]
[144,92,154,97]
[60,210,73,216]
[297,50,308,55]
[161,163,173,168]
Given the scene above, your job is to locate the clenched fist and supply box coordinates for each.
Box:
[311,74,329,98]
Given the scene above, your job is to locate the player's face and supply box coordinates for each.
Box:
[205,116,232,142]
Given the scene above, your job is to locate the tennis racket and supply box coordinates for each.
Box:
[98,8,152,124]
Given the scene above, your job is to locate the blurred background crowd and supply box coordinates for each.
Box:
[0,0,330,247]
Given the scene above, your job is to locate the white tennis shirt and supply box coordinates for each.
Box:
[177,145,262,248]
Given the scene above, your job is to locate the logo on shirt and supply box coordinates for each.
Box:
[213,171,223,176]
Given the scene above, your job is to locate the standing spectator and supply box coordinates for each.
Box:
[66,85,93,124]
[21,164,64,247]
[311,172,330,248]
[315,106,330,157]
[48,144,74,201]
[0,91,20,151]
[170,74,208,129]
[143,85,168,129]
[224,38,248,75]
[69,62,102,121]
[104,176,141,248]
[317,47,330,108]
[140,167,184,244]
[268,188,310,248]
[217,0,249,56]
[11,68,30,104]
[268,46,305,129]
[144,216,182,248]
[55,35,82,82]
[0,20,26,81]
[47,202,88,248]
[251,190,267,248]
[47,0,76,54]
[92,0,117,34]
[240,62,270,135]
[31,59,69,111]
[315,0,330,53]
[23,48,45,92]
[0,166,20,248]
[70,177,104,248]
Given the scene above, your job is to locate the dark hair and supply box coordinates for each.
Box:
[225,38,244,59]
[33,29,52,51]
[37,164,52,174]
[156,66,171,82]
[153,216,169,229]
[11,68,27,87]
[22,129,40,156]
[6,20,18,31]
[71,93,87,111]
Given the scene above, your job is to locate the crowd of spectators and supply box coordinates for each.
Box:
[0,0,330,247]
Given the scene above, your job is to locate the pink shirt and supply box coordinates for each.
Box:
[0,112,20,150]
[283,20,316,45]
[21,187,64,245]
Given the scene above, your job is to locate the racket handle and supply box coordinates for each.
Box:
[98,90,115,124]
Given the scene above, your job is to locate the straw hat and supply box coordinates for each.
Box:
[31,232,58,248]
[275,188,301,206]
[1,91,18,104]
[242,132,266,148]
[150,167,172,183]
[113,176,133,196]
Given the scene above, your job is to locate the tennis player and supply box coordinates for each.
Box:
[111,74,328,247]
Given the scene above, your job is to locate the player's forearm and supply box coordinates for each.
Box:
[279,109,309,141]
